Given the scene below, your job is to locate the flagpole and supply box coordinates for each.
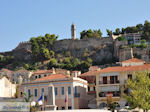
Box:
[42,92,44,111]
[65,90,68,110]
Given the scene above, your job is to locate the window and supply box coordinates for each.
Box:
[75,86,77,94]
[62,106,65,110]
[55,87,58,96]
[68,106,72,110]
[20,92,23,97]
[35,76,37,79]
[88,86,90,91]
[38,75,41,78]
[61,87,64,95]
[110,76,118,84]
[148,73,150,78]
[28,89,31,97]
[128,74,132,79]
[68,86,71,95]
[41,88,44,95]
[44,74,47,77]
[93,87,95,91]
[103,77,107,84]
[34,89,38,97]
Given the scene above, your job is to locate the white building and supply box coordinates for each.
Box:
[0,76,16,97]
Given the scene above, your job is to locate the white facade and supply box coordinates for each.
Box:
[0,77,16,97]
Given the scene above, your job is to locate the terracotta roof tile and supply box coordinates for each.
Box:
[99,64,150,73]
[33,70,53,75]
[122,58,145,63]
[80,71,99,77]
[55,69,69,74]
[1,68,12,74]
[34,74,70,82]
[72,71,80,73]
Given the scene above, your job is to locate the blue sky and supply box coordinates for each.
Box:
[0,0,150,52]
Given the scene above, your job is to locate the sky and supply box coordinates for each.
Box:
[0,0,150,52]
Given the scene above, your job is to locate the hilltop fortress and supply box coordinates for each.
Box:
[1,24,150,63]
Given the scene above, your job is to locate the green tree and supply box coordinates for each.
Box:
[80,29,102,39]
[77,61,90,73]
[49,50,55,58]
[87,58,92,66]
[22,92,33,102]
[117,36,127,41]
[63,57,71,64]
[136,24,143,32]
[48,58,57,69]
[82,48,89,58]
[65,51,71,57]
[140,39,147,48]
[106,29,112,36]
[142,20,150,41]
[30,33,58,61]
[41,48,50,60]
[124,72,150,111]
[114,28,120,35]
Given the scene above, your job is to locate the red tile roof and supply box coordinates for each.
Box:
[89,66,100,70]
[33,70,53,75]
[34,74,70,82]
[80,71,99,77]
[72,71,80,73]
[55,69,69,75]
[99,64,150,73]
[122,58,145,63]
[1,68,12,74]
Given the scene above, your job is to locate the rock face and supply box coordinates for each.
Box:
[52,38,114,62]
[119,47,150,62]
[1,37,150,63]
[0,37,114,63]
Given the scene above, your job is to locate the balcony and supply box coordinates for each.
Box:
[99,91,121,97]
[99,80,120,85]
[74,93,80,98]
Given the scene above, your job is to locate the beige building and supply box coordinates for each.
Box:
[0,76,16,97]
[32,68,70,80]
[18,73,88,110]
[96,58,150,109]
[79,66,100,109]
[11,70,33,83]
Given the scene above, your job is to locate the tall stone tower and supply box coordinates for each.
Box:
[71,23,76,39]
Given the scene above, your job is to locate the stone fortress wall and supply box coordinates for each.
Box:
[52,37,113,52]
[5,37,114,62]
[13,41,31,51]
[1,36,150,63]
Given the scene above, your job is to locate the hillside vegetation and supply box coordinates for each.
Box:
[1,20,150,72]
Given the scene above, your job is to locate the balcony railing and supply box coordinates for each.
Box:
[99,80,120,84]
[99,91,121,97]
[74,93,80,98]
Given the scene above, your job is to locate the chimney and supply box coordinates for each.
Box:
[52,67,56,74]
[131,48,134,58]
